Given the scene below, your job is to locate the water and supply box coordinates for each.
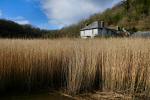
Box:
[0,92,149,100]
[0,93,74,100]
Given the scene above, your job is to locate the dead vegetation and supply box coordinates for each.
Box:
[0,38,150,98]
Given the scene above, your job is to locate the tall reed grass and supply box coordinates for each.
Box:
[0,38,150,96]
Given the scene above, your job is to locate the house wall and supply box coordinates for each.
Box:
[93,29,98,35]
[98,29,107,36]
[98,29,114,37]
[80,31,85,37]
[80,29,98,38]
[84,30,93,36]
[80,28,115,38]
[108,30,112,36]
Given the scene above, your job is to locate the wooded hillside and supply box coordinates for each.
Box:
[61,0,150,36]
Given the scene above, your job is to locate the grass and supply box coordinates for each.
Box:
[0,38,150,97]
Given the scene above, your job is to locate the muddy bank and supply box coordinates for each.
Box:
[0,92,74,100]
[73,91,150,100]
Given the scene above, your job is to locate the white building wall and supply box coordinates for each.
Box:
[80,31,85,37]
[85,30,92,36]
[81,28,116,38]
[80,29,99,38]
[93,29,98,35]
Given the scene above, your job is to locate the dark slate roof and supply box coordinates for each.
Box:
[80,21,102,31]
[80,21,118,32]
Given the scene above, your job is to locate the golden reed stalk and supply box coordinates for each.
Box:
[0,38,149,96]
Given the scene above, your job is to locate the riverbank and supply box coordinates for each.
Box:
[0,92,73,100]
[1,91,149,100]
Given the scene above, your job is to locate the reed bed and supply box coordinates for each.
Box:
[0,38,150,97]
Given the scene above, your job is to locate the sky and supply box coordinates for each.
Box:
[0,0,121,30]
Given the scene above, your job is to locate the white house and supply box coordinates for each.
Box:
[80,21,117,38]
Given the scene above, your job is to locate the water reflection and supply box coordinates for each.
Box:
[0,93,73,100]
[1,93,149,100]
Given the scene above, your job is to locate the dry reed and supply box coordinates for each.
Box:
[0,38,150,97]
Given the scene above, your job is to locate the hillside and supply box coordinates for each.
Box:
[61,0,150,36]
[0,19,59,38]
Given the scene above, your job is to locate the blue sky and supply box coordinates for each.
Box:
[0,0,121,30]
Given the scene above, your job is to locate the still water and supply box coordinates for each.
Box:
[1,92,149,100]
[0,93,74,100]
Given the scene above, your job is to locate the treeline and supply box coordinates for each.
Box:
[0,19,57,38]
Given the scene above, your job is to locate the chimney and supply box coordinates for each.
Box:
[100,21,105,28]
[86,23,89,26]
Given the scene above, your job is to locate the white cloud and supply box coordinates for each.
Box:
[14,16,30,25]
[41,0,121,27]
[15,20,30,25]
[8,16,30,25]
[15,16,25,20]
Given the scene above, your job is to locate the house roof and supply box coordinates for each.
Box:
[80,21,102,31]
[80,21,118,32]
